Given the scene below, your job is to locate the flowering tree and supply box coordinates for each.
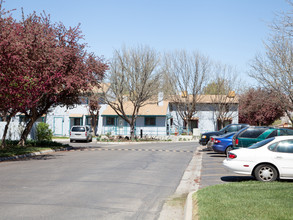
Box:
[0,6,107,147]
[239,88,284,126]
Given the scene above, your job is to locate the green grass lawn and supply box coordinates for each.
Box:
[0,140,71,158]
[194,181,293,220]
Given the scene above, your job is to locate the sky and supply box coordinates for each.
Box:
[2,0,291,83]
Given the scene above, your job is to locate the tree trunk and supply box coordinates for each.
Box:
[1,115,12,149]
[91,114,98,136]
[18,116,38,147]
[130,124,135,140]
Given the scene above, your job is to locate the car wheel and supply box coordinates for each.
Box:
[254,164,278,182]
[225,146,233,155]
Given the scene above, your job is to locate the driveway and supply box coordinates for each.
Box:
[0,142,197,220]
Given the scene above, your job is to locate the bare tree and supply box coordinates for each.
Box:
[163,50,210,134]
[249,4,293,124]
[103,45,161,139]
[204,64,241,129]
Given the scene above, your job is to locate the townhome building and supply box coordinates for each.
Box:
[0,89,239,140]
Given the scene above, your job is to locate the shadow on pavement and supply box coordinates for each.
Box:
[6,154,63,162]
[221,175,255,182]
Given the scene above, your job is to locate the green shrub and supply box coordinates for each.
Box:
[36,122,53,141]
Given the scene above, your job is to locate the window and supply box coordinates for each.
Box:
[86,116,92,126]
[72,126,85,132]
[267,130,278,138]
[249,138,275,149]
[217,120,232,131]
[73,118,82,125]
[240,128,268,138]
[184,119,198,129]
[145,117,156,126]
[276,140,293,153]
[226,125,238,132]
[279,129,293,136]
[106,117,115,126]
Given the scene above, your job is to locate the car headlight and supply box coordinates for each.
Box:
[202,135,207,139]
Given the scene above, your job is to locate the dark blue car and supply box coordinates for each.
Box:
[212,132,236,155]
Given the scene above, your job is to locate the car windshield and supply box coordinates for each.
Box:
[219,125,229,132]
[72,127,85,132]
[248,137,275,149]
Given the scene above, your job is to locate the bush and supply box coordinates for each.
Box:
[36,122,53,141]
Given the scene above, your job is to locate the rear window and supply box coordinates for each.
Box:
[222,132,236,138]
[239,128,268,138]
[71,127,85,132]
[279,129,293,136]
[266,130,278,138]
[248,137,275,149]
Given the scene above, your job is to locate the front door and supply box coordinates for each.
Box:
[117,118,124,135]
[54,117,63,136]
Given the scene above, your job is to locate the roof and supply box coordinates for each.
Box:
[69,114,83,118]
[102,101,169,116]
[170,94,239,104]
[90,83,111,94]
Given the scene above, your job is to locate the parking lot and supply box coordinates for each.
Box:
[199,148,253,189]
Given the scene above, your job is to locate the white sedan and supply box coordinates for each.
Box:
[223,136,293,182]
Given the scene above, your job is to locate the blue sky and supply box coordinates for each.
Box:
[3,0,290,82]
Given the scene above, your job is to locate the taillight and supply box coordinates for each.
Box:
[214,139,221,144]
[211,137,214,142]
[70,131,71,136]
[235,138,239,145]
[228,152,237,159]
[85,132,87,136]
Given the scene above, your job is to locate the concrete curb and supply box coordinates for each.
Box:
[53,139,199,145]
[184,190,197,220]
[182,146,203,220]
[95,140,199,145]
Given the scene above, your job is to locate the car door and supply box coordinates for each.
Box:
[272,140,293,178]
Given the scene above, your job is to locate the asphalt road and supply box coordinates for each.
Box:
[0,141,197,220]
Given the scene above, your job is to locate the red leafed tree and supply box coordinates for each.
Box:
[0,6,107,147]
[239,88,284,126]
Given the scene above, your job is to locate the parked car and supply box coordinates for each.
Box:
[70,125,92,142]
[223,136,293,181]
[211,132,236,155]
[199,124,249,146]
[232,126,293,149]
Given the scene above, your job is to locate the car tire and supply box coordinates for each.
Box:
[225,146,233,155]
[254,164,278,182]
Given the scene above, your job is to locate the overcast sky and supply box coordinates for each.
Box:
[3,0,290,83]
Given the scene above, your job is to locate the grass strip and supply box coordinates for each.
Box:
[194,181,293,220]
[0,140,71,158]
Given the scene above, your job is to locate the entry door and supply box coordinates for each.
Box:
[118,118,124,135]
[54,117,63,136]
